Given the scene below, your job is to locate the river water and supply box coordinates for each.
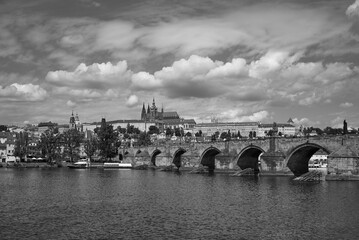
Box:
[1,168,359,240]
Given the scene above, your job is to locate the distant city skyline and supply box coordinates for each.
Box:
[1,0,359,128]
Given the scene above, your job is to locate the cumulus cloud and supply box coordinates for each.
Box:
[46,61,132,89]
[126,95,139,107]
[131,72,162,90]
[217,109,269,122]
[346,0,359,18]
[0,83,47,101]
[67,100,77,107]
[292,118,319,127]
[340,102,354,108]
[53,87,102,99]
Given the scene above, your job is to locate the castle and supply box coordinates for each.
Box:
[140,98,181,122]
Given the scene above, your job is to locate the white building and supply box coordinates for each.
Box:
[258,123,295,137]
[194,122,259,137]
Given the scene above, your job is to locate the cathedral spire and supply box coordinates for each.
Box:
[141,103,146,120]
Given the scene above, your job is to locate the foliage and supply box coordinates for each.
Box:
[14,132,29,160]
[117,126,127,134]
[174,127,184,137]
[322,127,343,135]
[39,128,61,163]
[97,123,119,161]
[220,132,228,140]
[126,124,140,135]
[84,137,98,161]
[165,127,173,136]
[185,132,192,137]
[148,125,160,135]
[137,132,151,146]
[0,125,8,132]
[195,130,202,137]
[61,129,84,162]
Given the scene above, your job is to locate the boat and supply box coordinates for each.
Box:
[68,161,90,169]
[103,162,133,169]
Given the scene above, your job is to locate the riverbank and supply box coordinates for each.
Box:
[2,162,359,181]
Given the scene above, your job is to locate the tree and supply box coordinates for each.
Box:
[148,125,160,135]
[215,131,220,139]
[126,124,140,135]
[237,130,242,138]
[61,129,84,162]
[174,127,182,137]
[211,134,216,142]
[220,132,227,140]
[165,127,173,136]
[185,132,192,137]
[39,128,61,164]
[195,130,203,137]
[14,132,29,161]
[137,132,151,146]
[117,126,127,134]
[84,137,98,162]
[97,123,119,161]
[0,125,8,132]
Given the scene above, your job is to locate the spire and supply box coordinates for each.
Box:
[153,97,155,106]
[141,103,146,120]
[147,104,150,114]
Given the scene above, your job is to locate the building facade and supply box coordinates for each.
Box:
[194,122,259,137]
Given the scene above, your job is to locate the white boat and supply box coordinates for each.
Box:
[68,161,90,169]
[103,162,132,169]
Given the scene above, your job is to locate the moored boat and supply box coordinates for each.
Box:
[103,162,132,169]
[68,161,90,169]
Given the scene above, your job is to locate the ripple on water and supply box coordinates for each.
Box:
[1,169,359,239]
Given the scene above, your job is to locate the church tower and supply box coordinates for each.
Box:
[69,111,76,130]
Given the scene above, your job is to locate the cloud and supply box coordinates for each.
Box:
[340,102,354,108]
[46,61,132,89]
[131,72,162,90]
[0,83,47,101]
[53,87,102,99]
[346,0,359,18]
[292,117,320,127]
[126,95,139,107]
[67,100,77,107]
[217,109,269,122]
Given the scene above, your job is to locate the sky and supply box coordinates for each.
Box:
[1,0,359,128]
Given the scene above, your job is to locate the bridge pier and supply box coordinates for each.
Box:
[260,151,290,175]
[326,146,359,180]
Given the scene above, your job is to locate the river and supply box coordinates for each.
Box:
[0,168,359,239]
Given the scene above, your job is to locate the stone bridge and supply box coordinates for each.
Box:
[121,136,359,179]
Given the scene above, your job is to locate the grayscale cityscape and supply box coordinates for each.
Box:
[1,0,359,239]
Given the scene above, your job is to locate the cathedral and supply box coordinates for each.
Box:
[140,98,180,122]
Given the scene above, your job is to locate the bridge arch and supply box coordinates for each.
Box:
[200,147,221,171]
[151,149,162,166]
[236,145,265,172]
[173,148,186,168]
[286,143,330,176]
